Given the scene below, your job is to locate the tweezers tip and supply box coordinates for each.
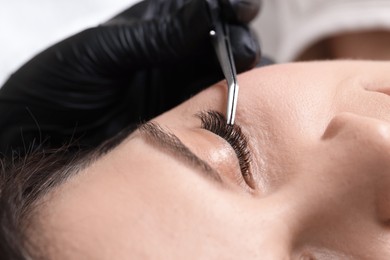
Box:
[226,115,234,125]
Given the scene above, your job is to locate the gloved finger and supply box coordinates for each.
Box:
[85,0,215,71]
[220,0,261,24]
[228,24,261,72]
[77,0,260,73]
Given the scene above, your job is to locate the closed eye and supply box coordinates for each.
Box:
[196,110,255,189]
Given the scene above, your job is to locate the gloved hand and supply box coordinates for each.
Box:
[0,0,261,157]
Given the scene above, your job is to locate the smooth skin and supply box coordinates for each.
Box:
[36,61,390,259]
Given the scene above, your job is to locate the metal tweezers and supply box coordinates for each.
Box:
[208,1,239,125]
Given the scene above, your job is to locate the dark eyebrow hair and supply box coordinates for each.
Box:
[0,121,225,258]
[138,122,223,184]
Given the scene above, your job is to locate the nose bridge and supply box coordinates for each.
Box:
[324,112,390,142]
[323,112,390,163]
[323,112,390,222]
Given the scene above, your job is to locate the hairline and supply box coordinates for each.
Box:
[0,125,137,259]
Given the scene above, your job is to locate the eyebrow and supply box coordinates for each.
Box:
[137,122,223,184]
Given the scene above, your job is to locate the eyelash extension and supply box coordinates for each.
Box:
[197,111,253,187]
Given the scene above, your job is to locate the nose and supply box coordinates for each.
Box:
[323,112,390,223]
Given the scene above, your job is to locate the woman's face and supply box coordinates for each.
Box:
[41,61,390,259]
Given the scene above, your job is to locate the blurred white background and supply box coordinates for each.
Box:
[0,0,270,86]
[0,0,139,85]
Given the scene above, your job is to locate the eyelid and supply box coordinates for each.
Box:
[196,110,255,189]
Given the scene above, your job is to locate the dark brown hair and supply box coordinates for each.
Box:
[0,126,135,259]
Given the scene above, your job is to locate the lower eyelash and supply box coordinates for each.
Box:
[196,110,253,188]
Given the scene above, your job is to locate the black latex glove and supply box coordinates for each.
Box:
[0,0,261,157]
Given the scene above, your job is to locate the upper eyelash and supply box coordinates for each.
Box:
[196,110,252,186]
